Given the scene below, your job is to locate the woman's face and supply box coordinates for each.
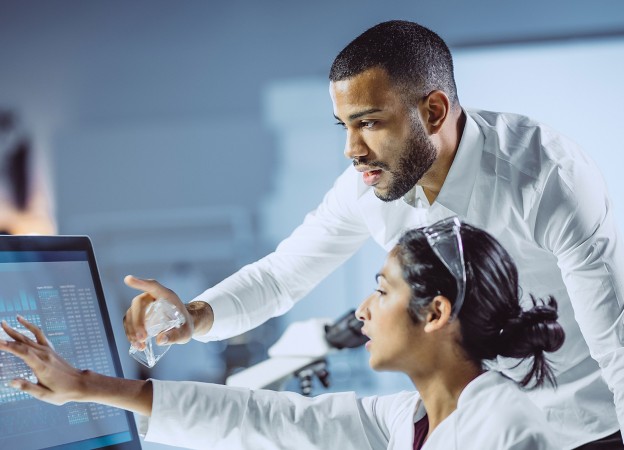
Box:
[355,250,422,373]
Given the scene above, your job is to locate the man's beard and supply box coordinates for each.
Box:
[375,121,437,202]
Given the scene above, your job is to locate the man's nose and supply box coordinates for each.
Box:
[343,130,368,160]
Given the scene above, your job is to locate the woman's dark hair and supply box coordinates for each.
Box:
[329,20,459,107]
[394,223,565,388]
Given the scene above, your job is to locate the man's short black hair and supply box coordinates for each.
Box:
[329,20,459,106]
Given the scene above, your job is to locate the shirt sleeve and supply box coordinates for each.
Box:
[533,144,624,435]
[191,167,371,340]
[143,379,375,450]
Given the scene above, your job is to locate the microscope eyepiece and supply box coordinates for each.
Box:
[324,309,369,349]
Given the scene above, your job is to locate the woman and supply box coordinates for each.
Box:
[0,218,564,449]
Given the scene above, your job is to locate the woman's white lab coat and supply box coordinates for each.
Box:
[140,371,562,449]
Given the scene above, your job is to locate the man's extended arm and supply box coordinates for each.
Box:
[190,167,371,341]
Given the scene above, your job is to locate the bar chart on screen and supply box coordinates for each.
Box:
[0,290,37,313]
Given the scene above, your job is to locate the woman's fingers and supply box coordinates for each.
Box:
[1,319,34,345]
[0,326,41,367]
[16,315,49,346]
[8,378,58,403]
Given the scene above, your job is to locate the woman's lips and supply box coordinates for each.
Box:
[363,169,383,186]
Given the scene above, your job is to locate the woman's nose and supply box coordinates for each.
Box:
[355,294,373,321]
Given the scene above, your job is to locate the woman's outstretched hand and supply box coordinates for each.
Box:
[0,316,153,416]
[0,316,86,405]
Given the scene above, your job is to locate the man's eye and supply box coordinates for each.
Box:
[361,121,376,129]
[376,289,386,296]
[334,121,346,129]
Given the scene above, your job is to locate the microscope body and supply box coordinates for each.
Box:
[225,310,367,394]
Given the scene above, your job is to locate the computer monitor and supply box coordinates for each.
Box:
[0,235,142,450]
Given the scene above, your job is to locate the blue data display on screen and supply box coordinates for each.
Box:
[0,250,134,450]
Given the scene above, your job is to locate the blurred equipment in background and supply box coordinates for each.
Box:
[0,110,56,235]
[226,309,369,395]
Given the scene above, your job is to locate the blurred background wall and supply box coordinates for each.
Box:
[0,2,623,446]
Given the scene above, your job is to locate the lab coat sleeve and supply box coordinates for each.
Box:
[191,167,371,340]
[142,379,375,450]
[533,141,624,438]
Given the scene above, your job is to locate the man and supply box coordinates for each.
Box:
[124,20,624,449]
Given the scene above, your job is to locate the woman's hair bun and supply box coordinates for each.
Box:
[512,301,559,328]
[497,295,565,387]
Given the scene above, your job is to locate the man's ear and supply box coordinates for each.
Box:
[420,90,450,134]
[423,295,453,333]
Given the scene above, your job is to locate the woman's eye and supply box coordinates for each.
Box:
[376,289,386,296]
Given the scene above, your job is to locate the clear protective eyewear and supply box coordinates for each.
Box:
[421,216,466,319]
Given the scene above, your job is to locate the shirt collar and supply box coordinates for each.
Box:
[403,110,484,217]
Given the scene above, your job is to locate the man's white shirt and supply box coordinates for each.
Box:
[193,109,624,448]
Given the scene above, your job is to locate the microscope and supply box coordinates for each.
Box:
[225,309,368,395]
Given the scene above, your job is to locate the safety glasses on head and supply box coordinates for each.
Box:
[421,216,466,320]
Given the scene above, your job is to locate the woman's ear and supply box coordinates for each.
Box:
[423,295,453,333]
[419,90,450,135]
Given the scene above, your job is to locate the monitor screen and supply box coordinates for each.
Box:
[0,236,141,450]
